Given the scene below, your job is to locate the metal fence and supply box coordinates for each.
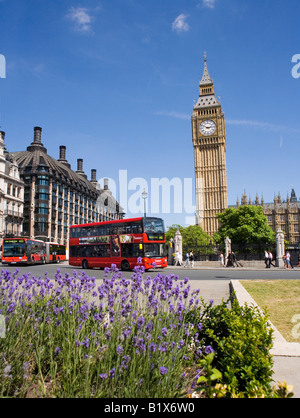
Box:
[230,243,276,262]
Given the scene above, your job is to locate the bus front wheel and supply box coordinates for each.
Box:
[82,260,89,270]
[121,260,131,271]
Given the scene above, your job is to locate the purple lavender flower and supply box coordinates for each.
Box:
[137,316,145,329]
[117,345,123,355]
[83,338,90,348]
[149,342,157,352]
[99,373,108,379]
[161,327,168,337]
[109,368,115,379]
[205,345,214,354]
[159,366,168,376]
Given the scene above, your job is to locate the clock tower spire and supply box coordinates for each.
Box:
[192,55,228,236]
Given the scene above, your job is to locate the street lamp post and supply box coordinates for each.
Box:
[142,189,148,218]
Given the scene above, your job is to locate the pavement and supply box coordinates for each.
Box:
[170,265,300,398]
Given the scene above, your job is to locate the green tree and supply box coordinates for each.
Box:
[181,225,212,250]
[166,224,212,254]
[214,205,275,246]
[165,224,184,244]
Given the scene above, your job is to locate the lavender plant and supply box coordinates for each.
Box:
[0,264,204,398]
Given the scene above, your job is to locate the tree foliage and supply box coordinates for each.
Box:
[166,224,212,253]
[214,205,275,245]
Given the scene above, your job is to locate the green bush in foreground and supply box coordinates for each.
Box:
[186,299,280,397]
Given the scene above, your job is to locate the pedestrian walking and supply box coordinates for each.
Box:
[231,252,238,267]
[219,253,224,268]
[268,251,275,268]
[286,252,291,269]
[178,252,183,266]
[190,251,194,268]
[175,251,183,266]
[264,250,269,269]
[298,253,300,267]
[184,252,190,268]
[282,254,287,268]
[226,252,233,267]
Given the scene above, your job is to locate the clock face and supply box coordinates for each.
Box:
[199,120,217,136]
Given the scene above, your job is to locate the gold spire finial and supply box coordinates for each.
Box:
[204,51,207,61]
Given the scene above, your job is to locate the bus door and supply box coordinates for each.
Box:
[26,241,32,263]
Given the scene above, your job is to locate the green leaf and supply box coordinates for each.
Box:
[197,376,208,384]
[211,369,222,381]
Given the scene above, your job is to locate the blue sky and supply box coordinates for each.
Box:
[1,0,300,228]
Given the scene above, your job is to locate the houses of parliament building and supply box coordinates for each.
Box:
[192,56,300,245]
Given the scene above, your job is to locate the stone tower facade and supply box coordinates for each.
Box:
[192,55,228,236]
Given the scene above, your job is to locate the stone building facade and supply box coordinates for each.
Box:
[8,127,123,246]
[236,190,300,244]
[192,55,228,236]
[0,131,24,238]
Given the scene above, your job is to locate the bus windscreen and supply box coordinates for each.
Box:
[2,240,26,257]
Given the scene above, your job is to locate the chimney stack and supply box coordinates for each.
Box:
[27,126,47,152]
[77,159,83,172]
[59,145,67,161]
[104,178,109,191]
[0,131,5,144]
[91,169,97,182]
[58,145,71,168]
[33,127,42,144]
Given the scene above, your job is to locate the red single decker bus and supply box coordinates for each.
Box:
[69,217,168,271]
[2,238,66,265]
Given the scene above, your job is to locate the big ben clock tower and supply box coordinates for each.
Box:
[192,54,228,236]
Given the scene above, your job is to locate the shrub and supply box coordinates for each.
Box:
[186,299,275,397]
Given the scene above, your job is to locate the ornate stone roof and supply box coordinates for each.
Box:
[194,94,220,108]
[200,58,213,86]
[9,127,99,198]
[194,54,221,109]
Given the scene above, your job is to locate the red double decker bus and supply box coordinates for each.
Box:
[2,238,66,265]
[69,217,168,271]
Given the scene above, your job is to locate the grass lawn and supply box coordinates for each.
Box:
[241,280,300,343]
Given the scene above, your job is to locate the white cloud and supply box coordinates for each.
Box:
[66,7,93,33]
[202,0,216,9]
[227,119,300,134]
[154,111,190,120]
[172,14,189,34]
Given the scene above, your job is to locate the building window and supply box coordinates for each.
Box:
[38,193,49,200]
[294,224,299,233]
[38,178,49,186]
[38,203,49,215]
